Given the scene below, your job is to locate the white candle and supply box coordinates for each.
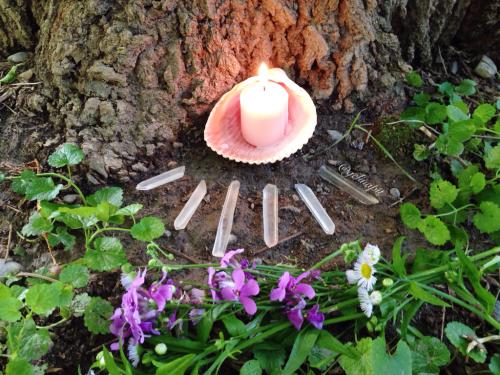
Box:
[240,63,289,147]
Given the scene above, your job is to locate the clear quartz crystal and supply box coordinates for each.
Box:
[174,180,207,230]
[263,184,279,248]
[295,184,335,235]
[136,166,185,190]
[212,181,240,257]
[317,165,379,205]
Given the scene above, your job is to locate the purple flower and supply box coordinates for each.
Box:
[167,311,177,331]
[190,288,205,304]
[306,304,324,330]
[220,249,244,268]
[288,272,315,299]
[270,272,290,302]
[221,269,260,315]
[307,271,322,283]
[149,270,175,311]
[189,308,205,325]
[284,295,306,330]
[208,267,223,301]
[241,259,250,268]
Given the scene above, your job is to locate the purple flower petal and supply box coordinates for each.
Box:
[221,249,244,268]
[221,286,237,301]
[293,284,315,299]
[111,342,121,350]
[288,309,304,331]
[295,271,310,283]
[240,278,259,297]
[306,304,324,330]
[239,295,257,315]
[270,288,286,301]
[232,269,245,291]
[279,272,290,288]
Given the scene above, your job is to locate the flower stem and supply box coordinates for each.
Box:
[311,250,343,271]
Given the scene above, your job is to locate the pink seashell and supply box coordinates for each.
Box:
[204,68,317,164]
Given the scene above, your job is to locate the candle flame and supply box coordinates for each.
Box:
[259,63,268,90]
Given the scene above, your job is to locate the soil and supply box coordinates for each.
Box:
[0,69,498,375]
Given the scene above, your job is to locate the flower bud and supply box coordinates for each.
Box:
[340,243,349,253]
[167,253,174,260]
[370,316,378,325]
[155,343,167,355]
[366,321,374,332]
[122,263,133,274]
[370,291,383,305]
[382,278,394,287]
[96,351,104,361]
[344,250,357,264]
[348,241,359,250]
[375,323,383,331]
[148,259,159,266]
[100,356,106,366]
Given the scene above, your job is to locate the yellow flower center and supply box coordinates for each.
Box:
[361,263,372,279]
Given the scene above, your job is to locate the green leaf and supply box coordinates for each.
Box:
[5,358,34,375]
[197,302,231,343]
[484,145,500,170]
[400,107,425,127]
[473,103,496,123]
[338,338,372,375]
[450,159,464,178]
[84,296,114,334]
[26,267,57,285]
[86,187,123,207]
[85,237,127,271]
[25,177,63,201]
[222,314,247,337]
[423,216,450,245]
[102,346,121,375]
[474,201,500,233]
[95,201,121,223]
[114,204,143,216]
[22,212,45,237]
[401,299,424,342]
[0,171,4,182]
[446,105,469,122]
[240,360,262,375]
[477,185,500,206]
[56,213,99,229]
[406,71,422,87]
[413,144,430,161]
[445,322,487,363]
[425,103,447,124]
[413,93,430,107]
[53,281,73,307]
[308,344,336,370]
[316,330,359,359]
[0,297,23,322]
[438,82,454,97]
[408,281,450,307]
[489,353,500,374]
[48,144,85,168]
[449,119,476,141]
[17,318,51,361]
[47,226,75,251]
[131,217,165,242]
[40,201,76,219]
[452,101,468,115]
[412,248,450,274]
[156,354,196,375]
[254,348,286,374]
[60,265,89,288]
[409,336,450,374]
[33,364,48,375]
[458,165,479,188]
[71,293,92,317]
[435,134,464,156]
[470,172,486,194]
[372,337,412,375]
[454,79,476,96]
[282,326,321,375]
[12,170,36,194]
[430,180,458,209]
[25,284,60,315]
[58,206,96,218]
[392,236,407,277]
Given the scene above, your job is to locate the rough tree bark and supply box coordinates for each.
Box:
[0,0,498,180]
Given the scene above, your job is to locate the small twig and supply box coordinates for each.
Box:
[8,82,42,86]
[87,338,119,354]
[42,233,57,266]
[364,130,372,145]
[158,244,199,264]
[3,102,16,115]
[455,92,482,107]
[438,46,448,77]
[388,187,418,208]
[472,134,500,140]
[0,200,21,213]
[253,231,305,254]
[16,272,58,283]
[4,224,12,262]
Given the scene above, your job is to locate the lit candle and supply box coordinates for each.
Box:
[240,63,289,147]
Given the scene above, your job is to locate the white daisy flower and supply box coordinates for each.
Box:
[128,340,142,367]
[353,256,377,291]
[363,243,381,264]
[358,288,373,317]
[369,291,383,305]
[346,270,357,284]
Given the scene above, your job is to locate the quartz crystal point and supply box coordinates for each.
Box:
[318,165,379,205]
[263,184,279,248]
[136,166,185,190]
[212,181,240,257]
[295,184,335,235]
[174,180,207,230]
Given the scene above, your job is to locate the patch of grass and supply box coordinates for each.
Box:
[375,116,415,158]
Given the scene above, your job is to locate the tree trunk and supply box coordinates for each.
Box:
[0,0,498,178]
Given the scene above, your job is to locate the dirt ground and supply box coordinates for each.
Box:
[0,88,495,373]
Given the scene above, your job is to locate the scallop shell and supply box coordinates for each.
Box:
[204,68,317,164]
